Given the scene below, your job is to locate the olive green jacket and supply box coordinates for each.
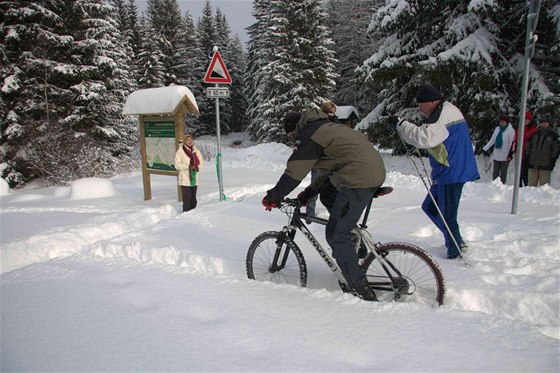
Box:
[271,109,386,198]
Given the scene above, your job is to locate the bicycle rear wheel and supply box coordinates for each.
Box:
[246,231,307,287]
[362,242,445,306]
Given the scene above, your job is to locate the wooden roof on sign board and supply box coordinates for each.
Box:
[122,86,200,116]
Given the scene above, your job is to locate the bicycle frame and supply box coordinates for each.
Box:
[274,198,404,291]
[282,210,349,286]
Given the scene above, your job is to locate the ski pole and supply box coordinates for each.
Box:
[396,132,467,262]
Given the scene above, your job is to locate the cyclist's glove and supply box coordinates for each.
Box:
[262,190,282,211]
[297,187,318,206]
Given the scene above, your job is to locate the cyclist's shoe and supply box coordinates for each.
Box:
[353,276,377,301]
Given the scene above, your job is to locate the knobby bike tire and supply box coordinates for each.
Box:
[246,231,308,287]
[362,242,446,306]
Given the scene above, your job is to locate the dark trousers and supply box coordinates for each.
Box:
[319,181,338,213]
[305,168,318,216]
[520,158,529,187]
[324,187,376,288]
[422,183,464,258]
[181,186,198,212]
[492,160,509,184]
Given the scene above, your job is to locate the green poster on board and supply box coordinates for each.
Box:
[144,121,176,171]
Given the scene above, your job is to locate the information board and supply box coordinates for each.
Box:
[144,121,176,171]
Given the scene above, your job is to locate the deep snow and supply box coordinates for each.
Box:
[1,133,559,372]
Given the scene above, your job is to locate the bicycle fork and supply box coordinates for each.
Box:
[268,229,295,273]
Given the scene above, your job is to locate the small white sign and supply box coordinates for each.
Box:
[206,87,230,98]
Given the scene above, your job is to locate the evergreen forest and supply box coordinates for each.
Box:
[1,0,558,188]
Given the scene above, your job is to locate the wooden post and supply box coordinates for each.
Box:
[139,117,152,200]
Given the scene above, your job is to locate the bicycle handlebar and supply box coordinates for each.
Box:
[281,198,303,208]
[276,186,393,211]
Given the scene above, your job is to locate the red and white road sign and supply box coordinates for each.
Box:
[203,51,232,84]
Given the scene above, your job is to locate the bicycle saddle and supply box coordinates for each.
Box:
[373,186,393,198]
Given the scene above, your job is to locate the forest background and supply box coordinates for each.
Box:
[1,0,559,188]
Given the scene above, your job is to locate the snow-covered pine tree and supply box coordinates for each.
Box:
[144,0,183,86]
[215,9,250,135]
[108,0,142,85]
[1,0,136,186]
[196,0,217,59]
[137,19,166,88]
[359,1,516,151]
[161,0,182,86]
[247,0,337,143]
[214,8,230,51]
[535,1,560,121]
[325,0,380,116]
[500,0,559,123]
[195,0,218,135]
[212,8,233,134]
[0,0,71,186]
[57,0,137,160]
[61,0,131,132]
[125,0,143,60]
[244,0,275,142]
[109,0,140,91]
[109,0,128,32]
[226,35,249,133]
[173,11,198,88]
[181,10,209,136]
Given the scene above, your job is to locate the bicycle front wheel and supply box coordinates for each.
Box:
[362,242,445,306]
[246,231,307,287]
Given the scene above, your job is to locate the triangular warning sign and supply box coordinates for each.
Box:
[203,51,232,84]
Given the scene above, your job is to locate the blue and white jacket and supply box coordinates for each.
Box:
[396,101,480,185]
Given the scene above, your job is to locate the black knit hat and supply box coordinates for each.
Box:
[283,112,302,134]
[416,85,443,103]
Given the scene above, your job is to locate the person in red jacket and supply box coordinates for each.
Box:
[508,111,538,187]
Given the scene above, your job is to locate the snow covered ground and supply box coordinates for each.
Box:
[1,133,559,372]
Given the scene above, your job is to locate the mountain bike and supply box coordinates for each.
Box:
[246,187,446,306]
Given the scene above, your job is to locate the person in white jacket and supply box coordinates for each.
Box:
[174,134,203,212]
[390,84,479,259]
[479,116,515,184]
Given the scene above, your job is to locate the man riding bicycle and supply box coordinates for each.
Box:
[262,108,386,301]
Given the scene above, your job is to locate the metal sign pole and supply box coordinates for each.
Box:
[204,45,231,202]
[511,0,541,215]
[215,82,224,201]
